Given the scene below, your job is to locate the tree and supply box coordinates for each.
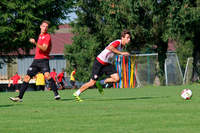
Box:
[65,0,102,81]
[66,0,199,83]
[0,0,74,55]
[165,0,200,81]
[65,0,168,82]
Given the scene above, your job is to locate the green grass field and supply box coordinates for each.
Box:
[0,85,200,133]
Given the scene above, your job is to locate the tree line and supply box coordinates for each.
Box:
[65,0,200,83]
[0,0,200,84]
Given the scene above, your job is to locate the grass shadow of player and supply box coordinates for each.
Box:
[0,104,14,108]
[85,96,170,101]
[60,98,75,101]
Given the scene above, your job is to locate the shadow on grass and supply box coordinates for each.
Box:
[60,98,75,101]
[84,96,170,101]
[0,104,14,108]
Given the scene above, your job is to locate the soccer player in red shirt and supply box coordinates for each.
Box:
[57,68,66,90]
[9,20,60,102]
[73,30,131,102]
[8,72,21,92]
[50,68,57,82]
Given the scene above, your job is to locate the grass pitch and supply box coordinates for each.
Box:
[0,85,200,133]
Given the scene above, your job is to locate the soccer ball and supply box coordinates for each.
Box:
[181,89,192,100]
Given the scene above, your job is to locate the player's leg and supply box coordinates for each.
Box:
[70,80,76,89]
[79,79,96,93]
[37,85,44,91]
[41,85,45,91]
[36,85,40,91]
[73,79,96,101]
[104,73,120,83]
[15,84,19,92]
[13,84,16,91]
[41,59,60,100]
[20,74,31,95]
[9,60,38,102]
[18,60,40,99]
[9,75,31,102]
[96,64,119,90]
[44,72,60,100]
[73,59,102,101]
[61,82,65,90]
[57,82,62,90]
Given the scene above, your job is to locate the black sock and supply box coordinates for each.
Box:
[48,78,59,96]
[18,82,29,99]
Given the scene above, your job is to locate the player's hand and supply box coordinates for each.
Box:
[29,38,36,45]
[121,52,130,56]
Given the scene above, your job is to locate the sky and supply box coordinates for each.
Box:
[61,12,77,24]
[62,1,163,23]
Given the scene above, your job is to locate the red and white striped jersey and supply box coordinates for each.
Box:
[96,39,122,65]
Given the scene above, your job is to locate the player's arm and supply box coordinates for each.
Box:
[29,38,48,52]
[57,73,60,79]
[8,76,13,87]
[57,74,61,82]
[107,45,130,56]
[72,71,75,77]
[36,43,48,51]
[8,78,11,87]
[63,75,66,82]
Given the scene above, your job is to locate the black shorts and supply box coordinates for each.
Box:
[70,80,75,86]
[27,59,50,78]
[58,81,64,87]
[10,84,19,90]
[91,59,117,80]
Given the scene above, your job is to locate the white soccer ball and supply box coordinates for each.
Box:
[181,89,192,100]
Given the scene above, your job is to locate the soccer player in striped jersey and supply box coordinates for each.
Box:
[73,29,131,101]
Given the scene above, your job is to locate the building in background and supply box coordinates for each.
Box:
[0,24,73,80]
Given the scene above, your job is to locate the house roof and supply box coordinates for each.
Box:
[51,33,73,55]
[29,24,73,55]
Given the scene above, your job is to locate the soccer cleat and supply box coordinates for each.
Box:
[9,97,23,102]
[54,95,61,100]
[96,81,104,95]
[73,93,83,102]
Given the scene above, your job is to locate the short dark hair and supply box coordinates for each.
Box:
[41,20,50,25]
[121,29,131,38]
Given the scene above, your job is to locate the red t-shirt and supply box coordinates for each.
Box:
[50,71,57,81]
[34,33,51,59]
[57,72,64,82]
[11,74,21,85]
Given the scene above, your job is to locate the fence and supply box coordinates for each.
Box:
[113,52,184,88]
[0,55,66,80]
[0,52,192,90]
